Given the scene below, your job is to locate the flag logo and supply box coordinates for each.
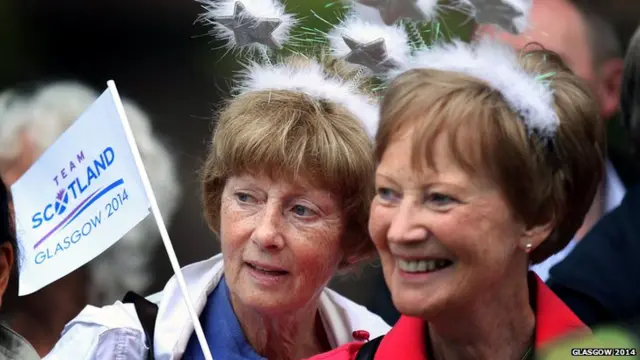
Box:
[12,87,150,295]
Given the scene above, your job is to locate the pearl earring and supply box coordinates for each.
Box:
[525,243,533,253]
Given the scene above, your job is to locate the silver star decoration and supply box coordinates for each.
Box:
[342,36,398,74]
[468,0,524,34]
[214,2,283,49]
[357,0,426,25]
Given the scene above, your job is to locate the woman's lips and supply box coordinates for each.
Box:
[245,261,290,286]
[245,260,289,273]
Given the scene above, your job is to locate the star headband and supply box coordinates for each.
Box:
[328,14,411,76]
[199,0,551,138]
[354,0,531,34]
[456,0,532,34]
[326,0,557,138]
[199,0,297,51]
[199,0,381,137]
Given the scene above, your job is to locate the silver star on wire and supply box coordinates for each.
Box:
[468,0,524,34]
[214,2,283,49]
[342,36,398,74]
[357,0,426,25]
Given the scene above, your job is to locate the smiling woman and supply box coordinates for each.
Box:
[308,43,606,360]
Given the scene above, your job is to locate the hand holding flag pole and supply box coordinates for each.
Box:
[107,81,214,360]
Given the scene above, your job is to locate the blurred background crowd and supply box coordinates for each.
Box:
[0,0,639,357]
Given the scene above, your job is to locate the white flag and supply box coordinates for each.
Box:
[12,87,151,296]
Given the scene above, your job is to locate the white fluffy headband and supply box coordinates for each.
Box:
[200,0,380,138]
[389,38,559,138]
[237,61,379,138]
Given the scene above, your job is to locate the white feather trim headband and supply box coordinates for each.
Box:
[389,38,559,138]
[237,61,380,138]
[325,0,555,138]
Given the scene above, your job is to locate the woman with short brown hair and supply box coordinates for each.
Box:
[201,58,378,264]
[310,39,605,360]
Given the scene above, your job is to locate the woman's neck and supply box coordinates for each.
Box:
[428,269,535,360]
[230,293,330,360]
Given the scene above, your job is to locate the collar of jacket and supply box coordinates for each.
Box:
[152,253,390,359]
[373,272,589,360]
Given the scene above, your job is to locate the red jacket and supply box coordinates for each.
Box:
[308,274,589,360]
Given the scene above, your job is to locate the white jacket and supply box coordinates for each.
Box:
[44,254,391,359]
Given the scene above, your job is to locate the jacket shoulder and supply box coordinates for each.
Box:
[44,302,148,360]
[146,290,164,304]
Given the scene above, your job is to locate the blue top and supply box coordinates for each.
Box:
[182,277,266,360]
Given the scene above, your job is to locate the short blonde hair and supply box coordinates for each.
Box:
[378,49,605,264]
[201,56,376,266]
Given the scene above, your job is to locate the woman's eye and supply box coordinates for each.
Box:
[425,193,457,206]
[291,204,316,217]
[377,187,398,201]
[235,192,254,203]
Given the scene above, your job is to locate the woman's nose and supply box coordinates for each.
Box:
[251,203,285,251]
[387,202,428,244]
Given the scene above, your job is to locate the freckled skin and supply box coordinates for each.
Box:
[219,173,345,315]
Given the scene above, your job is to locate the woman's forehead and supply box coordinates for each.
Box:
[377,131,495,191]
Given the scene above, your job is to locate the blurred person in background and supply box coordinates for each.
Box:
[545,25,640,329]
[0,177,39,358]
[476,0,630,281]
[0,81,180,356]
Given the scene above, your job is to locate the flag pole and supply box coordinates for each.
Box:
[107,80,214,360]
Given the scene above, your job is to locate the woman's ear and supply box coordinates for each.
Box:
[519,220,555,253]
[0,242,15,308]
[597,57,624,120]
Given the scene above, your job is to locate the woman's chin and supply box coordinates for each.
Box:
[390,282,451,320]
[393,295,444,319]
[238,292,301,315]
[235,280,302,314]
